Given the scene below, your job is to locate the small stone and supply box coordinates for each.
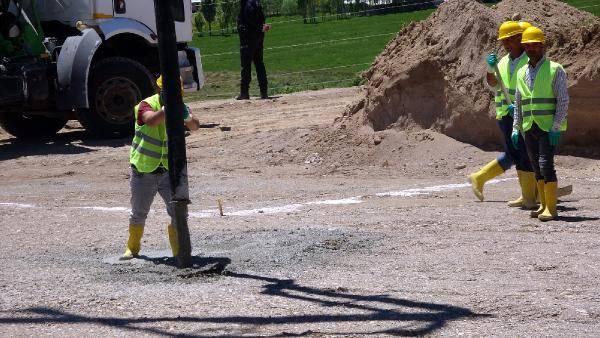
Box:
[455,164,467,170]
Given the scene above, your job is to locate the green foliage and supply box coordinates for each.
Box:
[263,0,284,16]
[221,0,238,34]
[319,0,332,16]
[280,0,298,16]
[193,12,205,36]
[201,0,217,34]
[215,4,226,34]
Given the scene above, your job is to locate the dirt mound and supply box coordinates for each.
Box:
[342,0,600,148]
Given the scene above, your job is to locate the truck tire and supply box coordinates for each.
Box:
[78,57,156,138]
[0,113,67,139]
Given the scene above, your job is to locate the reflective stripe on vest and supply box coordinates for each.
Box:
[494,54,529,119]
[129,94,169,172]
[516,59,567,133]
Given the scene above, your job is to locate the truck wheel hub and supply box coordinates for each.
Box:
[95,77,140,124]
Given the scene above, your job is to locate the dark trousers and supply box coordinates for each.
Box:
[523,124,557,182]
[496,114,533,172]
[240,34,268,95]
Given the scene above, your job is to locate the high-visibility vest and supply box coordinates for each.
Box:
[130,94,169,172]
[516,59,567,133]
[494,54,529,119]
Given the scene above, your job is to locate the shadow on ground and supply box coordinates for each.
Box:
[0,129,130,161]
[0,265,488,336]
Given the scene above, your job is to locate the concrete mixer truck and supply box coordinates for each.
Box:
[0,0,204,138]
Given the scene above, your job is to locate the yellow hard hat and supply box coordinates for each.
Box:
[156,75,184,93]
[521,26,545,44]
[498,21,523,40]
[518,21,532,31]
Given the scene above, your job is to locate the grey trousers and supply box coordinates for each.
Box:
[129,167,174,226]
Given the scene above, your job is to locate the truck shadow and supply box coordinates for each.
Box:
[0,266,488,336]
[0,129,130,161]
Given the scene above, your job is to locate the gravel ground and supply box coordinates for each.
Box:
[1,87,599,336]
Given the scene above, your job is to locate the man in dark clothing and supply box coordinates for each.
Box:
[237,0,271,100]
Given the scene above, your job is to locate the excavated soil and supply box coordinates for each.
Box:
[343,0,600,148]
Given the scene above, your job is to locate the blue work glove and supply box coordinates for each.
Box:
[511,130,520,150]
[549,130,561,146]
[486,53,498,71]
[506,103,515,117]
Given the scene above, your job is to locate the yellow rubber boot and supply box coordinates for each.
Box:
[120,225,144,260]
[469,159,505,201]
[508,170,537,209]
[167,224,179,257]
[530,180,546,218]
[538,182,558,222]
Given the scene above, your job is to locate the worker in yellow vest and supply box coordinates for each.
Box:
[512,26,568,222]
[469,21,537,208]
[121,76,200,260]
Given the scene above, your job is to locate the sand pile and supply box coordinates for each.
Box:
[342,0,600,148]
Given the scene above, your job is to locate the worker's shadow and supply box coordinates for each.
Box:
[137,254,231,275]
[554,205,599,222]
[0,128,129,161]
[557,215,599,222]
[0,265,489,336]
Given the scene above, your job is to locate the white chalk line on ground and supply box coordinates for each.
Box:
[0,202,37,208]
[0,178,515,217]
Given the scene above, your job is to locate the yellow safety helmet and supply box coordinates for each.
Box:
[156,75,184,94]
[498,21,523,40]
[518,21,532,31]
[521,26,545,44]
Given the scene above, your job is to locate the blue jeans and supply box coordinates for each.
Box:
[496,114,533,172]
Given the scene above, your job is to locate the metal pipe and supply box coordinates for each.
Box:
[153,0,192,268]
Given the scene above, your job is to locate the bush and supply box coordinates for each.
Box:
[264,0,283,16]
[193,12,205,36]
[201,0,217,35]
[280,0,297,15]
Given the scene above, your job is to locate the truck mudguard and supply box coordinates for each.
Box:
[56,19,156,110]
[56,28,102,110]
[97,18,157,45]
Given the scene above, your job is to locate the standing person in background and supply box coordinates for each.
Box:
[469,21,536,208]
[237,0,271,100]
[512,26,568,222]
[121,76,200,260]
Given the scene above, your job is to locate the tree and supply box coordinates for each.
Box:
[297,0,307,22]
[319,0,331,20]
[298,0,316,23]
[280,0,297,16]
[263,0,283,16]
[193,12,205,36]
[201,0,217,35]
[221,0,238,34]
[307,0,317,23]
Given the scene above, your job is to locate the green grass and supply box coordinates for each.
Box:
[186,10,433,101]
[565,0,600,16]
